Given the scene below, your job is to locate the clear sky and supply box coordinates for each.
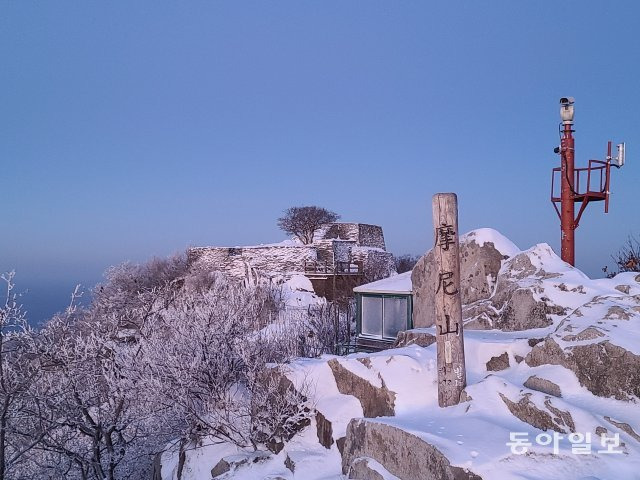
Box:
[2,1,639,323]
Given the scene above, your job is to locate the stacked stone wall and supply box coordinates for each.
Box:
[351,247,396,282]
[188,245,317,280]
[187,222,392,285]
[357,224,386,250]
[317,223,386,250]
[321,223,360,242]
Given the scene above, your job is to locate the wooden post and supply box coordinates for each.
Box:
[432,193,466,407]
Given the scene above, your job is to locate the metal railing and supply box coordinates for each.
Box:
[551,158,612,226]
[551,159,609,202]
[303,260,363,275]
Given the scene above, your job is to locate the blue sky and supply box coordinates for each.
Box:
[2,1,639,322]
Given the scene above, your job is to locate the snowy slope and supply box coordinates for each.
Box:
[165,335,640,479]
[162,232,640,480]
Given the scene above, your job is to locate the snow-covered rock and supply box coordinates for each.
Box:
[525,290,640,400]
[412,228,514,328]
[392,329,436,348]
[464,244,572,331]
[413,229,622,333]
[281,274,325,309]
[342,419,481,480]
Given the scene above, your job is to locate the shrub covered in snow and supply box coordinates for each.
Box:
[1,258,342,479]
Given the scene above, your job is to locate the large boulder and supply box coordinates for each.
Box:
[458,230,511,304]
[466,244,577,331]
[491,287,561,331]
[411,249,437,328]
[392,329,436,348]
[412,229,513,328]
[342,419,482,480]
[328,359,396,418]
[461,245,570,331]
[486,246,568,330]
[210,452,271,479]
[527,337,640,401]
[526,292,640,401]
[523,375,562,397]
[412,231,569,331]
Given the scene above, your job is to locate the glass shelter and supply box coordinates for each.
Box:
[353,271,413,351]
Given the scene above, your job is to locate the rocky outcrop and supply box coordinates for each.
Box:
[458,234,507,304]
[412,235,566,332]
[616,284,631,294]
[336,436,346,455]
[412,235,507,328]
[347,457,388,480]
[526,337,640,400]
[342,419,482,480]
[461,301,496,330]
[492,288,560,330]
[524,291,640,401]
[499,393,575,433]
[462,288,561,331]
[316,410,334,449]
[524,375,562,397]
[393,329,436,348]
[328,359,396,417]
[561,326,605,342]
[604,416,640,442]
[210,458,232,478]
[465,247,568,331]
[285,454,296,473]
[210,452,271,479]
[486,352,509,371]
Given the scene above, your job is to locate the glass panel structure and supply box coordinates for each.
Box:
[383,297,407,338]
[361,296,383,336]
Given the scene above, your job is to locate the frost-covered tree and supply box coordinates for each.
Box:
[92,253,187,330]
[0,272,41,480]
[277,206,340,244]
[20,270,312,478]
[610,236,640,275]
[30,302,169,480]
[395,254,420,274]
[135,273,311,452]
[5,255,349,478]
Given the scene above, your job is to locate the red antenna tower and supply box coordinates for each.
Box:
[551,97,626,266]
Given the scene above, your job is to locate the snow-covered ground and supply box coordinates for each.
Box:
[162,231,640,480]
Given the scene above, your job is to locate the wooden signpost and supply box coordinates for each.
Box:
[432,193,467,407]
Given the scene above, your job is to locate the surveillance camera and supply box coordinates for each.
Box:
[559,96,575,124]
[554,146,560,154]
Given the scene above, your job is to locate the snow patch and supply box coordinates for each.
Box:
[461,228,521,258]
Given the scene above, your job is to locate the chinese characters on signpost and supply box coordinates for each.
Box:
[432,193,467,407]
